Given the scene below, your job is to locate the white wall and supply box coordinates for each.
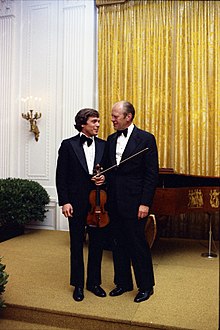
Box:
[0,0,97,230]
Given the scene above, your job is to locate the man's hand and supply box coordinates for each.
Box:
[91,174,105,186]
[138,205,149,219]
[62,203,73,218]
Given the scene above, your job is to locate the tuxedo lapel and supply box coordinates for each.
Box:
[94,138,105,167]
[121,126,142,161]
[108,127,143,165]
[109,134,117,165]
[69,135,89,174]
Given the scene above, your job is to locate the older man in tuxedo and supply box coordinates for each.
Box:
[56,108,106,302]
[104,101,159,303]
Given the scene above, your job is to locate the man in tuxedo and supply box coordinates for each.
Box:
[104,101,159,303]
[56,108,106,302]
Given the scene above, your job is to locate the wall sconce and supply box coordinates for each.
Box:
[22,110,42,142]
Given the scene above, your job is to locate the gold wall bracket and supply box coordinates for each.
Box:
[22,110,42,141]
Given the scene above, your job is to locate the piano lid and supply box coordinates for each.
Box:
[158,168,220,188]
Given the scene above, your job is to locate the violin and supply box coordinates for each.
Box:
[87,164,109,228]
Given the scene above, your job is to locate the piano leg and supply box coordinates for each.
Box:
[145,214,157,248]
[201,213,218,258]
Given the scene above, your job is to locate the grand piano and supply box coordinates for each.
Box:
[147,168,220,251]
[151,168,220,217]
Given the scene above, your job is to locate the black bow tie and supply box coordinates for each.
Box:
[116,128,128,137]
[80,134,93,146]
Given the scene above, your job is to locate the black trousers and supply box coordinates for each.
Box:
[68,216,107,288]
[109,210,155,291]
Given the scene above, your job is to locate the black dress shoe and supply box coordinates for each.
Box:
[109,286,133,297]
[73,287,84,302]
[134,288,153,303]
[87,285,106,297]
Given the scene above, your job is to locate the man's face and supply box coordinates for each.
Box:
[81,116,100,137]
[111,104,130,131]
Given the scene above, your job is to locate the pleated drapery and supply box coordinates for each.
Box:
[97,0,220,176]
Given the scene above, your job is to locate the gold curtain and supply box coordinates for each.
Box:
[97,0,220,176]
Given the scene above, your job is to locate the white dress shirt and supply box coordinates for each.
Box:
[116,123,134,165]
[80,133,95,175]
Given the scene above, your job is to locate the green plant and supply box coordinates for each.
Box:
[0,257,9,308]
[0,178,50,226]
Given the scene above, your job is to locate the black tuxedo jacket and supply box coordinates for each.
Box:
[104,125,159,219]
[56,134,106,219]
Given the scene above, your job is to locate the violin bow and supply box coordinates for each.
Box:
[98,147,149,176]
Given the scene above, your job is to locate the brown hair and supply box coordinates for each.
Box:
[74,108,99,132]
